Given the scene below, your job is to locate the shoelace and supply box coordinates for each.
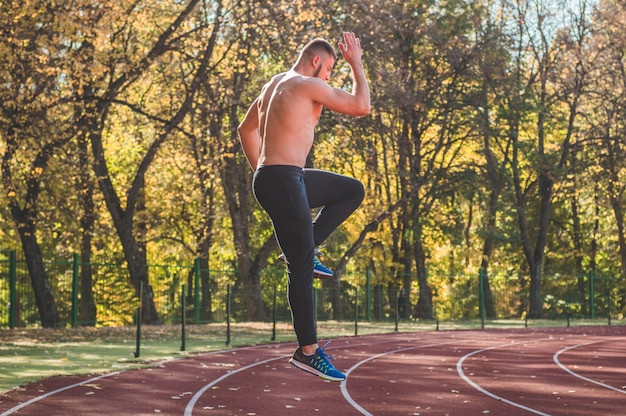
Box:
[309,341,338,374]
[317,340,336,362]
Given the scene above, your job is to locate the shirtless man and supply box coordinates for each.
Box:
[238,32,370,381]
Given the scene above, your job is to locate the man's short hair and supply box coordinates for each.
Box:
[300,38,337,61]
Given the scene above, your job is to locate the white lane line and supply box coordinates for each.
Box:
[0,371,121,416]
[183,354,289,416]
[340,341,459,416]
[553,339,626,394]
[0,344,279,416]
[2,331,565,416]
[456,339,552,416]
[340,331,538,415]
[183,336,422,416]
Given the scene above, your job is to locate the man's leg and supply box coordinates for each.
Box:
[304,169,365,246]
[254,166,348,381]
[253,166,317,346]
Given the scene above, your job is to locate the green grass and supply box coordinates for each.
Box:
[1,318,621,394]
[0,322,294,394]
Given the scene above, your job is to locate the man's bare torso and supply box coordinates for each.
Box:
[257,69,324,168]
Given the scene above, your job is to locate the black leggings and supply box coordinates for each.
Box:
[253,165,365,346]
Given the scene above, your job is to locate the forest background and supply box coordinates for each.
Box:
[1,0,625,328]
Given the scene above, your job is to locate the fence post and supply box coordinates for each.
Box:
[9,250,17,329]
[588,269,595,319]
[134,281,143,358]
[181,284,186,352]
[394,288,399,332]
[606,278,613,326]
[365,267,371,321]
[271,284,277,341]
[313,286,318,328]
[479,268,485,329]
[71,253,79,328]
[226,283,231,347]
[354,286,359,336]
[194,258,200,324]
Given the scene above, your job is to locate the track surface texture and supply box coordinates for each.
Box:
[1,326,625,415]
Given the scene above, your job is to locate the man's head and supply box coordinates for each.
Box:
[295,38,337,81]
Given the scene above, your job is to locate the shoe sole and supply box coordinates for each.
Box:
[313,270,333,279]
[289,358,346,382]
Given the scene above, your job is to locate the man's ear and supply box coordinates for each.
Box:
[311,55,321,67]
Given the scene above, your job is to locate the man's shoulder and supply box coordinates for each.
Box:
[266,71,329,103]
[272,72,288,82]
[285,74,329,95]
[278,70,324,85]
[262,72,287,90]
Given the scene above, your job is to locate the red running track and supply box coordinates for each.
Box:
[1,326,625,415]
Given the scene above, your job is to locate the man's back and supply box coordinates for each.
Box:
[258,70,325,169]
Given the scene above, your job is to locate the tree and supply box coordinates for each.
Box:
[76,131,98,325]
[464,0,515,319]
[4,0,626,328]
[585,0,626,310]
[0,1,82,327]
[222,0,341,320]
[364,0,481,319]
[501,0,590,318]
[66,0,216,323]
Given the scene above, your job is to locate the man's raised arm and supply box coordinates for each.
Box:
[237,97,261,171]
[338,31,370,116]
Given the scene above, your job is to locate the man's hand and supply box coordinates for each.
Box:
[337,32,362,67]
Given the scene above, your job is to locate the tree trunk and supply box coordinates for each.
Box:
[511,120,552,319]
[197,255,213,322]
[79,243,96,325]
[480,194,499,319]
[239,260,268,321]
[2,130,60,328]
[219,139,268,321]
[78,133,96,325]
[123,241,160,325]
[329,199,405,320]
[90,121,161,325]
[18,228,59,327]
[191,138,216,322]
[570,194,588,317]
[414,238,433,319]
[3,176,60,327]
[328,274,344,320]
[373,283,383,319]
[528,261,543,319]
[610,196,626,279]
[609,192,626,310]
[222,181,267,321]
[478,79,502,319]
[479,263,496,319]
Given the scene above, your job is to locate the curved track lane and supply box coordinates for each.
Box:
[1,326,624,415]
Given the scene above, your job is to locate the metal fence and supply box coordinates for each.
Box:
[0,249,621,328]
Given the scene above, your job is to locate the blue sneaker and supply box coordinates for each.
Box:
[289,342,346,382]
[313,255,333,278]
[278,251,334,279]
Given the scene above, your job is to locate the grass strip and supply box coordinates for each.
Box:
[1,318,620,393]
